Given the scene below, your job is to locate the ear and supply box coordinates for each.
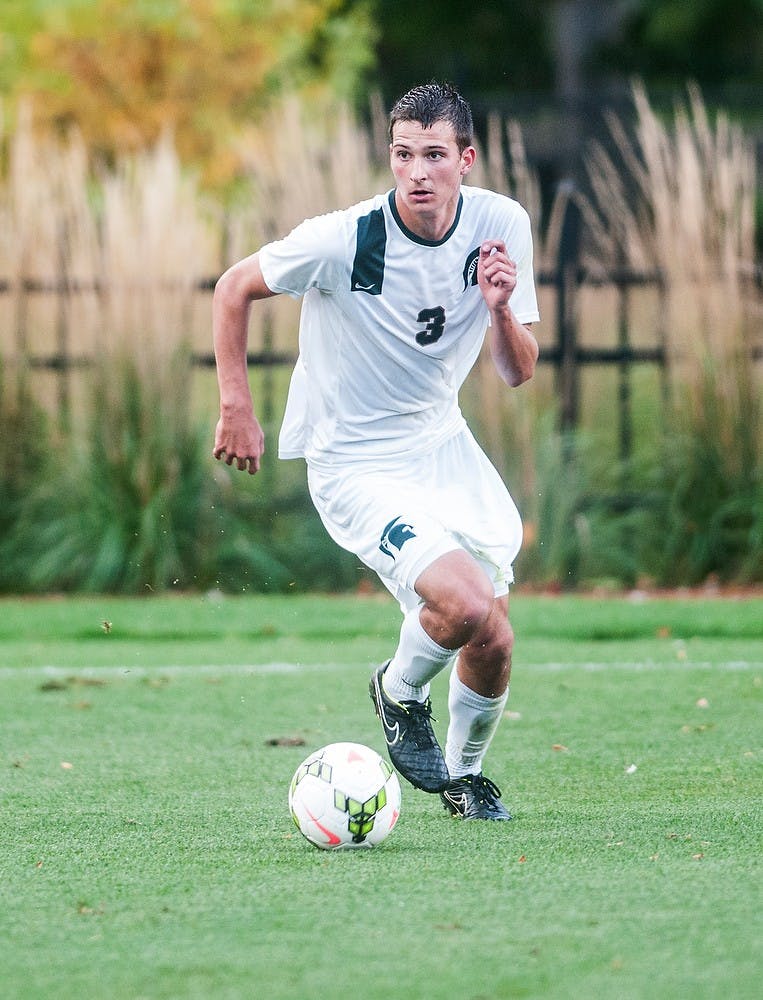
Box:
[460,145,476,176]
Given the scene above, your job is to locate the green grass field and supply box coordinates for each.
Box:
[1,593,761,1000]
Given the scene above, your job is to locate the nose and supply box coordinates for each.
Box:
[409,156,428,182]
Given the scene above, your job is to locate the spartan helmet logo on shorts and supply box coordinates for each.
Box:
[379,515,417,559]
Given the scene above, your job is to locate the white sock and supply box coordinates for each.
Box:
[382,606,457,703]
[445,667,509,778]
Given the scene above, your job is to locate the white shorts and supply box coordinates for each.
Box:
[306,429,523,612]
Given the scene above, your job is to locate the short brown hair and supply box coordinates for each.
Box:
[389,81,474,152]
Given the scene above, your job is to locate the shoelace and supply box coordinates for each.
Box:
[403,697,439,748]
[468,774,502,804]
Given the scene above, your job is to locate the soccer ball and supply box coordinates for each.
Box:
[288,742,401,850]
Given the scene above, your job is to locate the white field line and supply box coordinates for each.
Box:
[0,660,759,681]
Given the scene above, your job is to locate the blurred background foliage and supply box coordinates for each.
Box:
[0,0,761,594]
[2,1,762,190]
[0,0,378,186]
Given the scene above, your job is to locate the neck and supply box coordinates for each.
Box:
[393,190,461,242]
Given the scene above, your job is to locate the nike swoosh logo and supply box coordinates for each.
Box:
[381,712,401,746]
[353,281,377,291]
[377,697,402,745]
[444,791,467,812]
[373,676,402,746]
[305,804,341,846]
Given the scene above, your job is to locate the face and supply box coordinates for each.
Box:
[390,120,475,239]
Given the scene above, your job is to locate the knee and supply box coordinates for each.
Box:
[461,607,513,696]
[451,582,496,640]
[473,614,514,662]
[419,569,496,649]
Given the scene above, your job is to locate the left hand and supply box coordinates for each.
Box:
[477,239,517,312]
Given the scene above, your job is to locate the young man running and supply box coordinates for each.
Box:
[213,82,540,820]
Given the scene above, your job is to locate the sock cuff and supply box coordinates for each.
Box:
[409,607,457,661]
[449,667,509,711]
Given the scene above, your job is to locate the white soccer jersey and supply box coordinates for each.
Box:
[258,185,540,465]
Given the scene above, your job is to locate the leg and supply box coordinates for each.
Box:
[382,548,502,703]
[414,554,516,820]
[369,548,499,794]
[445,595,513,780]
[440,591,513,779]
[457,593,513,698]
[415,550,513,697]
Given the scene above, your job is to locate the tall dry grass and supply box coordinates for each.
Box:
[0,101,220,372]
[581,82,761,583]
[583,82,759,417]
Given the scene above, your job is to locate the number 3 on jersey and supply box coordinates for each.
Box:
[415,306,445,346]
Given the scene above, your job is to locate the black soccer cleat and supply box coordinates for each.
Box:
[369,662,450,793]
[440,773,512,821]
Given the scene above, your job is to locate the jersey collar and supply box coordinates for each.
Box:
[387,189,464,247]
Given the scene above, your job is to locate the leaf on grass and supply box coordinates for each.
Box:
[265,736,306,747]
[39,680,68,692]
[503,710,522,721]
[41,677,106,691]
[60,761,73,769]
[695,697,709,708]
[692,853,705,860]
[625,763,638,774]
[552,743,568,752]
[517,855,527,863]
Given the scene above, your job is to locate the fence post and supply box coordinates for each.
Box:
[616,263,632,469]
[56,218,71,432]
[553,181,582,587]
[554,181,581,435]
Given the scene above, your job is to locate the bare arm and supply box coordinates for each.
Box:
[212,253,277,474]
[477,239,539,388]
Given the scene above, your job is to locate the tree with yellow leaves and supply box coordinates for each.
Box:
[0,0,377,186]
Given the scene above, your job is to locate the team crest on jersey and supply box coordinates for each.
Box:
[462,247,480,290]
[379,516,416,560]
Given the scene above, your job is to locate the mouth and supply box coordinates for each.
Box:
[409,189,433,201]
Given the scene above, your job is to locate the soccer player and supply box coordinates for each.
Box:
[213,82,540,820]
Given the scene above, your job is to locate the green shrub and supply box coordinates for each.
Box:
[2,350,370,595]
[653,357,762,585]
[5,352,208,592]
[0,369,52,590]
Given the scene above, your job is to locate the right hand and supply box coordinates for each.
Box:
[213,408,265,474]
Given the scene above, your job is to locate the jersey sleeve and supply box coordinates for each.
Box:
[505,203,540,325]
[259,211,347,299]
